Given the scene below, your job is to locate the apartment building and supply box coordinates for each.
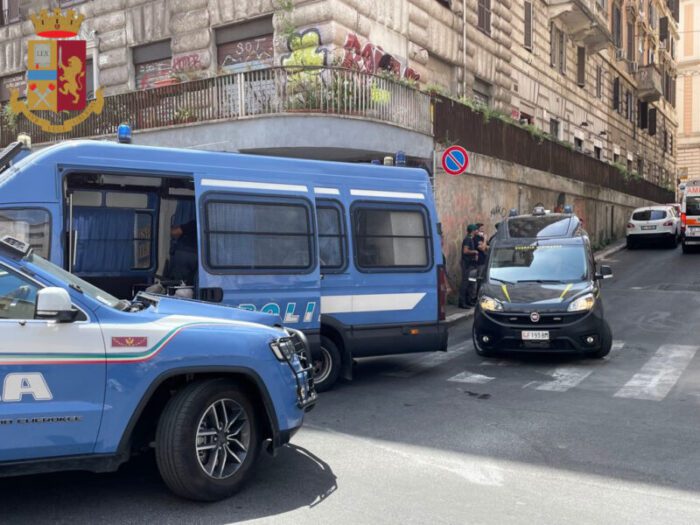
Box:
[677,0,700,180]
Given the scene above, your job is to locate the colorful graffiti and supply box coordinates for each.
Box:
[341,33,420,81]
[280,28,328,69]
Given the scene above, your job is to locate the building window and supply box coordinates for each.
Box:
[594,146,602,160]
[133,40,172,90]
[638,100,648,128]
[626,18,635,62]
[625,90,633,121]
[1,0,20,25]
[520,112,534,125]
[613,152,619,164]
[353,205,431,270]
[663,129,668,153]
[596,66,602,98]
[648,107,657,136]
[204,198,314,272]
[637,158,644,177]
[612,77,621,112]
[627,158,632,173]
[550,24,566,74]
[0,73,25,102]
[436,0,452,6]
[574,137,583,152]
[216,17,274,74]
[473,77,492,106]
[478,0,492,35]
[549,118,561,139]
[524,1,533,50]
[612,3,622,49]
[577,47,586,87]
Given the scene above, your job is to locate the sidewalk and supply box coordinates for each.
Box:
[445,239,627,327]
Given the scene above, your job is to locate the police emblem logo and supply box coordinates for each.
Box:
[9,8,104,133]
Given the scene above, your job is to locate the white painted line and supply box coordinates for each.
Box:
[448,371,495,384]
[612,340,625,351]
[321,293,425,314]
[535,367,594,392]
[350,189,425,200]
[314,187,340,195]
[480,360,521,367]
[445,311,471,324]
[384,342,470,378]
[614,345,698,401]
[201,178,308,192]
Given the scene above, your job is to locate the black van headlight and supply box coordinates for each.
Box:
[567,293,596,312]
[479,296,504,312]
[269,338,296,361]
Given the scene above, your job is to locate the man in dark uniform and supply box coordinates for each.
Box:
[459,224,479,308]
[166,219,198,285]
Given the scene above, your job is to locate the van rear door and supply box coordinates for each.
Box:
[195,177,321,339]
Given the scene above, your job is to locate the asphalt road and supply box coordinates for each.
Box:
[4,244,700,524]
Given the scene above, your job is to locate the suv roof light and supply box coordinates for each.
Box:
[563,204,573,214]
[532,206,546,216]
[0,236,32,258]
[508,208,519,217]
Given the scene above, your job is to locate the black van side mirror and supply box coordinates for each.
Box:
[595,265,613,280]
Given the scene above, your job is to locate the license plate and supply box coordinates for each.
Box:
[641,225,656,230]
[522,331,549,341]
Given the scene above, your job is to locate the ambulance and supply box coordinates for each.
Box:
[681,180,700,253]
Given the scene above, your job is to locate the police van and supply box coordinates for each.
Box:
[0,140,448,390]
[0,235,315,501]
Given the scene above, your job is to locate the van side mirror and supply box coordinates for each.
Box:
[36,287,78,322]
[595,265,613,280]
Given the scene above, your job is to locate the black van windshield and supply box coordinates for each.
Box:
[686,196,700,216]
[489,244,588,284]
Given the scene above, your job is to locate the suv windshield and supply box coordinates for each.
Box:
[686,196,700,216]
[24,253,122,309]
[489,244,588,283]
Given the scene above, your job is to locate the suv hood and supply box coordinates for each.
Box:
[482,281,592,311]
[138,294,281,327]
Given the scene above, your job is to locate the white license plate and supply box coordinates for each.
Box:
[641,225,656,230]
[522,331,549,341]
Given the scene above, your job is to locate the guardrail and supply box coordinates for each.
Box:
[0,66,433,147]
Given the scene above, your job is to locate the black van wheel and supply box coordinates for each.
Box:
[313,336,342,392]
[155,379,261,502]
[589,325,612,359]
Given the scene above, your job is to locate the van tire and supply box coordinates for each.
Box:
[313,336,342,392]
[589,324,612,359]
[155,379,261,502]
[682,243,691,254]
[626,237,635,250]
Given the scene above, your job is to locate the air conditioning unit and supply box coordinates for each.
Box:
[615,49,625,61]
[629,62,639,73]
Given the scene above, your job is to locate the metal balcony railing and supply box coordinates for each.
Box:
[0,66,432,147]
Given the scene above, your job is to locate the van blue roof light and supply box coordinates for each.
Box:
[395,151,406,166]
[117,124,132,144]
[508,208,518,217]
[563,204,573,214]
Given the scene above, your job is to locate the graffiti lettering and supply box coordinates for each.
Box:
[341,33,420,81]
[172,53,202,73]
[490,205,508,218]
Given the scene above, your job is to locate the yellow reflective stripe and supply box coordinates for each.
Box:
[559,283,573,300]
[501,284,511,302]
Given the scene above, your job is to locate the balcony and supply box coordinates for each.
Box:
[547,0,614,52]
[0,67,432,148]
[636,64,663,102]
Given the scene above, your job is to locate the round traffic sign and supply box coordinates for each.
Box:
[441,146,469,176]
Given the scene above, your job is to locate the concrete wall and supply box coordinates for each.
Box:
[435,151,652,293]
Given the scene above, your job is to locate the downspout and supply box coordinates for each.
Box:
[462,0,468,97]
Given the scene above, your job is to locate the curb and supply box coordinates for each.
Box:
[594,241,626,260]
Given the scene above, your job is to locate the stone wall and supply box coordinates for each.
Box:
[434,150,652,294]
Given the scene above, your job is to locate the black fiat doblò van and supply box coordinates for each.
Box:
[473,208,613,358]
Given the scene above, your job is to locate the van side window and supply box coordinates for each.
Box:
[317,202,346,271]
[0,209,51,258]
[205,197,314,271]
[352,204,431,270]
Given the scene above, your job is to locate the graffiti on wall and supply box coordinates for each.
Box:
[280,29,328,70]
[341,33,420,81]
[172,52,204,73]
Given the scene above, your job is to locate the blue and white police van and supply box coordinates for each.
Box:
[0,139,448,391]
[0,235,315,501]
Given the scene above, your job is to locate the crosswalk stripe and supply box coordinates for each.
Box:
[383,342,470,378]
[614,345,698,401]
[448,371,495,384]
[535,367,594,392]
[612,340,625,351]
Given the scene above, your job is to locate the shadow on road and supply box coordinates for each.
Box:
[0,444,337,524]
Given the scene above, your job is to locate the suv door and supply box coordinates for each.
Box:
[0,264,106,462]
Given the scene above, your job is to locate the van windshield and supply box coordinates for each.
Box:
[24,253,122,309]
[686,196,700,216]
[488,244,588,284]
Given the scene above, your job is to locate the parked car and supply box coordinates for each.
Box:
[626,205,680,249]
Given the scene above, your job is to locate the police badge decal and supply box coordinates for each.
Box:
[9,8,104,133]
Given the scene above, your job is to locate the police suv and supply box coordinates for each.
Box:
[0,236,315,501]
[473,208,614,358]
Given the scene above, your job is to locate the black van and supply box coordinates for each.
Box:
[473,208,614,358]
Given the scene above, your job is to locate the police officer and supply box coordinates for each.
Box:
[459,224,479,308]
[167,220,198,285]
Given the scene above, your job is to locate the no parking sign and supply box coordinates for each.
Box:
[441,146,469,176]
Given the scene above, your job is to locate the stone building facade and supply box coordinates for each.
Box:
[0,0,680,186]
[677,0,700,180]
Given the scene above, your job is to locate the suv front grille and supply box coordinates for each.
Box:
[488,312,586,326]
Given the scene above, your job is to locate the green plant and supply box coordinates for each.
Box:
[2,104,18,132]
[422,83,446,96]
[275,0,296,41]
[174,106,195,123]
[521,123,547,144]
[559,140,575,151]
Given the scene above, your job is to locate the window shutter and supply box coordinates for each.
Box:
[559,31,566,73]
[550,23,557,67]
[627,20,635,60]
[649,108,657,135]
[612,77,620,110]
[639,101,649,128]
[659,17,668,42]
[524,2,533,50]
[577,47,586,86]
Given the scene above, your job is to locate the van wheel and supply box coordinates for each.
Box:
[626,237,635,250]
[313,336,342,392]
[589,325,612,359]
[155,379,260,501]
[682,243,691,254]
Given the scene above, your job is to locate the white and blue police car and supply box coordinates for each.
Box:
[0,236,315,501]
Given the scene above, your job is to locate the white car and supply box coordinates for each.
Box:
[626,205,681,249]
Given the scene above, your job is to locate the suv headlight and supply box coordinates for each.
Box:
[479,296,504,312]
[269,337,296,361]
[567,293,596,312]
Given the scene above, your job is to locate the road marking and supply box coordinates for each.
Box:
[480,360,522,367]
[612,340,625,351]
[448,371,495,384]
[535,367,594,392]
[614,345,698,401]
[383,342,470,378]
